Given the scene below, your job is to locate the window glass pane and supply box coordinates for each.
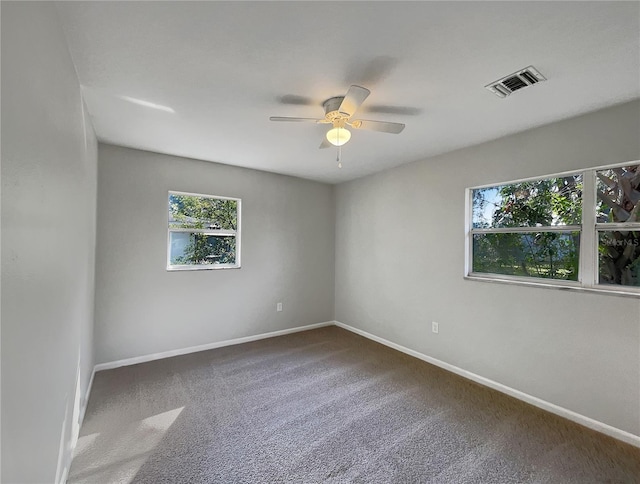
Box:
[596,164,640,224]
[169,194,237,230]
[598,230,640,287]
[472,176,582,229]
[170,232,236,266]
[472,232,579,280]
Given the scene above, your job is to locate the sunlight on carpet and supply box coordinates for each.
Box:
[69,407,184,483]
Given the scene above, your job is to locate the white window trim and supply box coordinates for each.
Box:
[167,190,241,271]
[465,160,640,297]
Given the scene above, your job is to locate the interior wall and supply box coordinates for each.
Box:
[335,100,640,437]
[95,144,335,364]
[1,2,98,482]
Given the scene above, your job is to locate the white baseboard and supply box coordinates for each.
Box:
[94,321,334,372]
[59,465,68,484]
[60,366,96,484]
[334,320,640,449]
[79,367,95,427]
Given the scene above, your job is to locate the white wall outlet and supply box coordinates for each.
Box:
[432,321,439,334]
[276,302,283,312]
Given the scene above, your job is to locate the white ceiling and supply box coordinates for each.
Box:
[56,1,640,184]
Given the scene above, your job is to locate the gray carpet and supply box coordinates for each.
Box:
[69,326,640,483]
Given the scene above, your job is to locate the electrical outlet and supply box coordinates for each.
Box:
[277,302,283,312]
[432,321,439,334]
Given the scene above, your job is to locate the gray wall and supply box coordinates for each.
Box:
[335,100,640,437]
[95,144,335,363]
[1,2,98,482]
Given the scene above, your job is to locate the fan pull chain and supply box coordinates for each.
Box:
[337,145,342,169]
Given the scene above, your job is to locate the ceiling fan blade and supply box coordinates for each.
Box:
[319,137,332,149]
[351,119,405,134]
[363,105,422,116]
[269,117,323,123]
[338,85,370,118]
[277,94,315,106]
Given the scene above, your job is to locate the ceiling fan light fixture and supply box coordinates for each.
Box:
[326,127,351,146]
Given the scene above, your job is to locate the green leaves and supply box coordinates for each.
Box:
[472,176,582,280]
[472,232,579,280]
[496,177,582,227]
[473,176,582,229]
[596,165,640,286]
[169,194,237,230]
[173,234,236,265]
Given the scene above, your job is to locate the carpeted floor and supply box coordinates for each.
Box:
[69,326,640,483]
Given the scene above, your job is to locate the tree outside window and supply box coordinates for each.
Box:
[168,192,240,270]
[469,162,640,292]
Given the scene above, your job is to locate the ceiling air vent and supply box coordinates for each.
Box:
[485,66,546,98]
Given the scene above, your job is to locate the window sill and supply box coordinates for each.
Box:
[465,274,640,298]
[167,264,241,271]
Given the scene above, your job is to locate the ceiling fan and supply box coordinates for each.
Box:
[270,85,405,149]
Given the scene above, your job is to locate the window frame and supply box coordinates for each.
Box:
[465,160,640,297]
[167,190,241,271]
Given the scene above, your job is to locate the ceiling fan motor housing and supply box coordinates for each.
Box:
[323,97,348,121]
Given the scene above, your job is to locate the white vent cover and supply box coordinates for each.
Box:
[485,66,546,98]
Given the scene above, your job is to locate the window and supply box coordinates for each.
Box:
[596,166,640,287]
[167,191,240,270]
[467,162,640,295]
